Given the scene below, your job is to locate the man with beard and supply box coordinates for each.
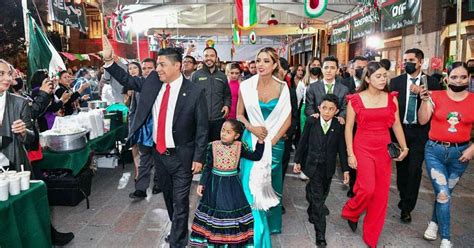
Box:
[243,60,257,80]
[389,48,442,223]
[191,47,231,141]
[343,56,368,94]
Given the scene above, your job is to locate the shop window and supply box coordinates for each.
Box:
[88,15,102,39]
[470,0,474,12]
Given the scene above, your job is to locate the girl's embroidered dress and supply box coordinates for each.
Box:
[190,140,264,247]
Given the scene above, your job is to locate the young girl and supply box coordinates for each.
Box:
[190,119,264,247]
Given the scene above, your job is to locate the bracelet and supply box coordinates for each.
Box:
[348,154,355,158]
[104,58,114,62]
[401,147,409,151]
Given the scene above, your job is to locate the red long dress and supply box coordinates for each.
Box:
[342,92,398,247]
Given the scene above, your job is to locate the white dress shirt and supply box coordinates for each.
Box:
[320,118,332,133]
[403,72,421,124]
[323,79,336,94]
[353,76,362,89]
[152,75,183,147]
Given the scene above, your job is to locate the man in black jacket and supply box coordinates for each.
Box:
[191,47,231,141]
[102,36,208,248]
[389,48,442,223]
[294,94,349,247]
[342,56,368,94]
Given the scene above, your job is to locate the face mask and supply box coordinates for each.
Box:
[355,68,364,80]
[468,66,474,74]
[404,62,417,74]
[310,67,321,76]
[448,84,468,92]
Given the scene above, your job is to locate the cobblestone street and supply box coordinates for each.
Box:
[51,159,474,247]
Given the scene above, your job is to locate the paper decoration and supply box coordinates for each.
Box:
[304,0,328,18]
[249,31,257,44]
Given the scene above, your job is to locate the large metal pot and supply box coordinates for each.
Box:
[40,128,89,152]
[88,100,108,110]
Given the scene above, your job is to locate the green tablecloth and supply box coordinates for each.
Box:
[35,124,128,176]
[0,181,52,248]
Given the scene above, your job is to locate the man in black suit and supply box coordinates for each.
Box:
[102,36,208,247]
[294,94,349,247]
[342,56,368,94]
[389,48,442,223]
[305,56,349,123]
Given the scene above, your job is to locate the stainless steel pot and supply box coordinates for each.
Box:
[88,100,108,109]
[41,129,89,152]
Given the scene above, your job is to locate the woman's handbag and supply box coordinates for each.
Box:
[388,142,401,159]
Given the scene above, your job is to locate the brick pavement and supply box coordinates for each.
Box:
[51,160,474,247]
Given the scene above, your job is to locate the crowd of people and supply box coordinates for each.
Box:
[1,36,473,248]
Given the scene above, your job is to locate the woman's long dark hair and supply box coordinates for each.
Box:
[30,70,48,89]
[128,61,143,76]
[357,61,389,93]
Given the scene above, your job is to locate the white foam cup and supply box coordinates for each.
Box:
[6,170,17,178]
[0,180,8,201]
[8,176,20,196]
[19,171,31,191]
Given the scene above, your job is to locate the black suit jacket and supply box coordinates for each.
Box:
[294,117,349,179]
[389,73,442,126]
[342,77,357,94]
[105,63,209,164]
[305,80,349,118]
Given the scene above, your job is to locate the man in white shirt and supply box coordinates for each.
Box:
[102,36,208,247]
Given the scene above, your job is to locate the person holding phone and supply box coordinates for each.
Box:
[389,48,443,223]
[418,62,474,248]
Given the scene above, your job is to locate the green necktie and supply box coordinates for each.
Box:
[322,121,329,134]
[406,78,418,123]
[326,83,334,94]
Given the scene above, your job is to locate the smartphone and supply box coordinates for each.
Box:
[421,75,428,90]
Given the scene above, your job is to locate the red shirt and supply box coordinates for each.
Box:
[429,91,474,143]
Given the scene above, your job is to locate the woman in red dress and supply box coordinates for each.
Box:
[341,62,409,247]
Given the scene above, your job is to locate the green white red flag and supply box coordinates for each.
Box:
[232,19,241,45]
[235,0,258,30]
[27,14,66,82]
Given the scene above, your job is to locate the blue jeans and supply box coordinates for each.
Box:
[424,140,470,240]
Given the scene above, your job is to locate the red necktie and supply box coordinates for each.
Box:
[156,84,171,154]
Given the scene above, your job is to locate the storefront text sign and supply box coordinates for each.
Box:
[381,0,420,32]
[49,0,88,33]
[330,23,350,45]
[351,13,376,40]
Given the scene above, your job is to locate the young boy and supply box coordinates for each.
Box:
[293,94,350,247]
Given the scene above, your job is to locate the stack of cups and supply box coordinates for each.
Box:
[8,173,20,196]
[18,171,31,191]
[0,173,8,201]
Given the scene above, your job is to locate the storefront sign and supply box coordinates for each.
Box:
[303,37,313,52]
[49,0,88,33]
[330,23,350,45]
[381,0,420,32]
[351,13,376,40]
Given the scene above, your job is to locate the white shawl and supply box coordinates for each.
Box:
[240,74,292,211]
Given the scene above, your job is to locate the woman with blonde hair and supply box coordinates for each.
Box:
[237,47,291,247]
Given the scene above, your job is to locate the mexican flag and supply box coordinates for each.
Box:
[232,19,241,45]
[27,14,66,83]
[235,0,258,30]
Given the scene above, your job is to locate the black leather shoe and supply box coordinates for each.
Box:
[152,185,162,195]
[400,211,412,223]
[348,220,358,232]
[51,226,75,246]
[164,233,171,243]
[129,190,147,199]
[347,190,355,198]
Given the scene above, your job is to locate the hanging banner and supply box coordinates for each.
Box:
[48,0,88,33]
[381,0,420,32]
[330,23,350,45]
[350,12,377,40]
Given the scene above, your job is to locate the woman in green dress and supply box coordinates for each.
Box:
[237,47,291,247]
